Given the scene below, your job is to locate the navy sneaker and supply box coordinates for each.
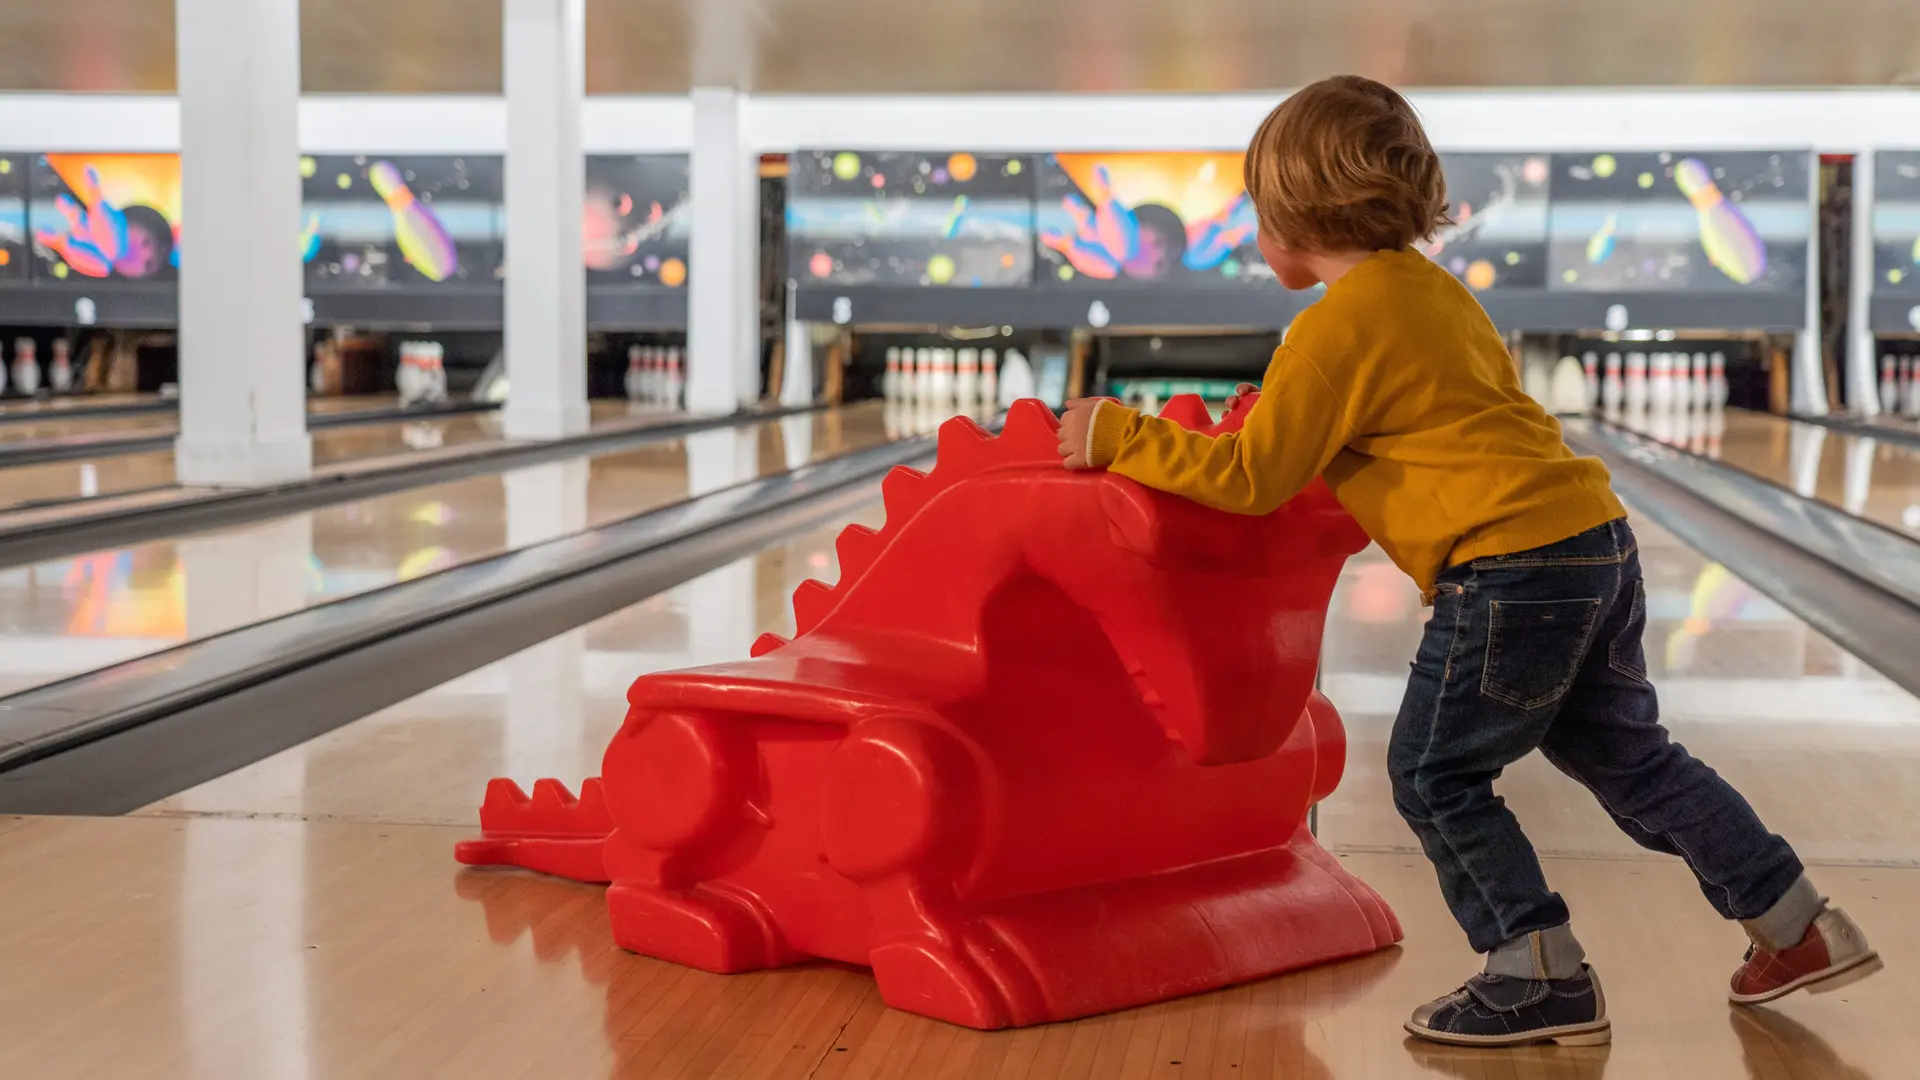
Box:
[1405,965,1611,1047]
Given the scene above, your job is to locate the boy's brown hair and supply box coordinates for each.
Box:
[1244,75,1452,254]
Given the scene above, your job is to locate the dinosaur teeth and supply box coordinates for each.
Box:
[791,578,838,636]
[750,632,790,657]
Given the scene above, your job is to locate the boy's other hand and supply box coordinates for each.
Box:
[1222,382,1260,412]
[1057,399,1103,469]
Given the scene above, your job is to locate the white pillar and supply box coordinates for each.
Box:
[503,0,588,439]
[687,87,761,415]
[174,0,310,486]
[1847,150,1880,417]
[781,305,816,407]
[1791,166,1830,417]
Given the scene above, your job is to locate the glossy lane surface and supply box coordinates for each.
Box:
[0,406,887,697]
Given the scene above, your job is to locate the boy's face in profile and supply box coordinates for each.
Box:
[1256,226,1322,291]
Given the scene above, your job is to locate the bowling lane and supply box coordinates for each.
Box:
[0,406,178,444]
[1613,406,1920,541]
[1316,507,1920,867]
[0,400,634,512]
[0,404,887,698]
[0,392,158,416]
[140,502,884,824]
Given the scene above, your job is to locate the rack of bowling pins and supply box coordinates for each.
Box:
[1577,348,1731,455]
[1878,354,1920,421]
[623,344,685,409]
[0,337,75,397]
[395,340,449,406]
[880,344,1030,435]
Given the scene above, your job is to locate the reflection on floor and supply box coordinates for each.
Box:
[1,459,1913,1077]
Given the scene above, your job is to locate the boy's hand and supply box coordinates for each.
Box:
[1222,382,1260,412]
[1057,399,1103,469]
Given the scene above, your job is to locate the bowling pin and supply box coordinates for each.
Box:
[396,341,420,404]
[913,348,932,403]
[934,348,955,408]
[1882,354,1900,414]
[428,342,448,402]
[1649,352,1674,412]
[12,338,38,396]
[1601,352,1624,412]
[626,344,646,402]
[956,348,979,409]
[1705,404,1726,458]
[1673,351,1693,410]
[1624,352,1649,412]
[883,347,902,401]
[1581,352,1600,411]
[1550,355,1588,414]
[665,346,684,408]
[1708,351,1729,410]
[1691,352,1710,409]
[998,348,1034,408]
[979,349,998,411]
[1904,357,1920,418]
[1523,364,1552,409]
[48,338,72,394]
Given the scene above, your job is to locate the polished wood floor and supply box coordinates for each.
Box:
[1,465,1914,1078]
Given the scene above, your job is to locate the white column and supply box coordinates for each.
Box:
[174,0,310,486]
[1791,166,1830,416]
[687,87,761,415]
[503,0,589,439]
[1847,150,1880,417]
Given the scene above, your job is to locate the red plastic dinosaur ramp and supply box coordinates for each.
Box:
[457,393,1400,1028]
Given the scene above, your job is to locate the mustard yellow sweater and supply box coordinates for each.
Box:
[1086,248,1625,597]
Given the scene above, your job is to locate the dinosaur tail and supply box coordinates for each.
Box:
[454,777,614,884]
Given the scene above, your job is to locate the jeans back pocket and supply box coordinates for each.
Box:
[1481,598,1603,711]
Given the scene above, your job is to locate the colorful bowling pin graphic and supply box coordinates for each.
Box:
[367,161,458,283]
[1672,158,1767,286]
[1601,352,1624,412]
[1585,213,1618,265]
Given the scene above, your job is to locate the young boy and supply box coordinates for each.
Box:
[1055,75,1880,1048]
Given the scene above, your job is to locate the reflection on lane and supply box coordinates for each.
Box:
[0,405,889,697]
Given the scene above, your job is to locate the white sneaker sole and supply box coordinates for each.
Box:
[1404,1018,1613,1048]
[1729,950,1883,1005]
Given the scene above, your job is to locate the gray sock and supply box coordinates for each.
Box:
[1742,874,1826,951]
[1485,924,1587,980]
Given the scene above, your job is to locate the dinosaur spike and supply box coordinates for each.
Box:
[751,632,790,657]
[935,415,996,469]
[791,578,838,636]
[881,465,933,522]
[1156,394,1214,432]
[998,399,1063,458]
[834,523,883,586]
[478,778,532,823]
[530,777,580,808]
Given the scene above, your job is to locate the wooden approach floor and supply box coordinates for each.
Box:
[0,815,1908,1080]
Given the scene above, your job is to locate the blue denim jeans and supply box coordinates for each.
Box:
[1389,518,1806,960]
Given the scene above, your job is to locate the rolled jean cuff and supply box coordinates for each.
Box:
[1485,924,1587,980]
[1742,873,1825,951]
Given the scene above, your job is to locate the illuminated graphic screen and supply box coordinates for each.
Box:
[0,156,25,281]
[1546,151,1811,292]
[1034,152,1268,287]
[1872,151,1920,297]
[1419,153,1550,291]
[301,154,502,287]
[789,150,1033,288]
[31,153,181,282]
[584,155,690,287]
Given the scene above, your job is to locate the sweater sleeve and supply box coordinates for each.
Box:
[1084,346,1350,516]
